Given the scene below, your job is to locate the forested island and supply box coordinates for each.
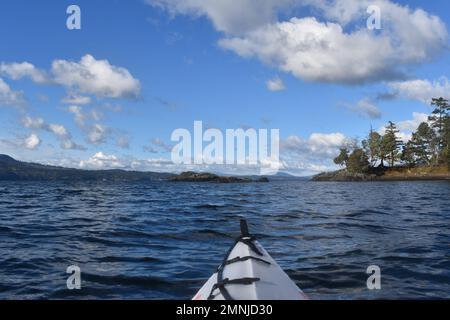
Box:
[314,97,450,181]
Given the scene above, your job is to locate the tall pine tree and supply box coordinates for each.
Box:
[382,121,403,167]
[443,117,450,169]
[362,128,382,167]
[429,97,450,162]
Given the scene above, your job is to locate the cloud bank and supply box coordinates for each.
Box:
[149,0,448,84]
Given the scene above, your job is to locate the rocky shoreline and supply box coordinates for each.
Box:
[312,168,450,182]
[169,171,269,183]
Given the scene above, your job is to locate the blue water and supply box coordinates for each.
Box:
[0,180,449,299]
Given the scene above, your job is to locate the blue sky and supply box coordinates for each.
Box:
[1,0,449,175]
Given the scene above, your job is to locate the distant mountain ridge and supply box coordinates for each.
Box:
[0,154,16,163]
[0,154,173,181]
[266,171,311,181]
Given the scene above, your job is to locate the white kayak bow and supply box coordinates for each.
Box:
[193,219,308,300]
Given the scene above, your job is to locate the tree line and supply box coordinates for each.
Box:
[334,97,450,174]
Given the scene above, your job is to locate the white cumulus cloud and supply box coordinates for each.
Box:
[79,152,126,170]
[22,116,46,129]
[219,13,447,84]
[2,55,140,100]
[388,77,450,104]
[51,55,141,99]
[87,124,108,145]
[23,133,41,150]
[48,124,69,139]
[67,106,86,127]
[280,132,349,173]
[0,62,48,84]
[0,78,25,107]
[266,76,286,91]
[22,116,85,150]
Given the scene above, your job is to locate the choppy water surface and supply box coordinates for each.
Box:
[0,180,449,299]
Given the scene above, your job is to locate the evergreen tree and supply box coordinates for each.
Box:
[331,99,450,173]
[378,138,388,168]
[347,148,370,174]
[362,128,382,167]
[401,141,416,167]
[334,148,349,167]
[429,97,450,161]
[410,122,436,165]
[381,121,403,167]
[443,117,450,169]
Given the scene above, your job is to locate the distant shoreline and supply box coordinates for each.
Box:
[0,154,286,183]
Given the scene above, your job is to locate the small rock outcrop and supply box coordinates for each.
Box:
[170,171,269,183]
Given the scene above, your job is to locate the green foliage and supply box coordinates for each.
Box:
[429,97,450,163]
[334,148,349,167]
[381,121,403,167]
[334,97,450,173]
[347,148,370,174]
[409,122,437,165]
[401,141,416,167]
[429,98,449,136]
[362,129,382,166]
[444,117,450,169]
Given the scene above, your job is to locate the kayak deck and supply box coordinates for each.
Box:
[193,220,308,300]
